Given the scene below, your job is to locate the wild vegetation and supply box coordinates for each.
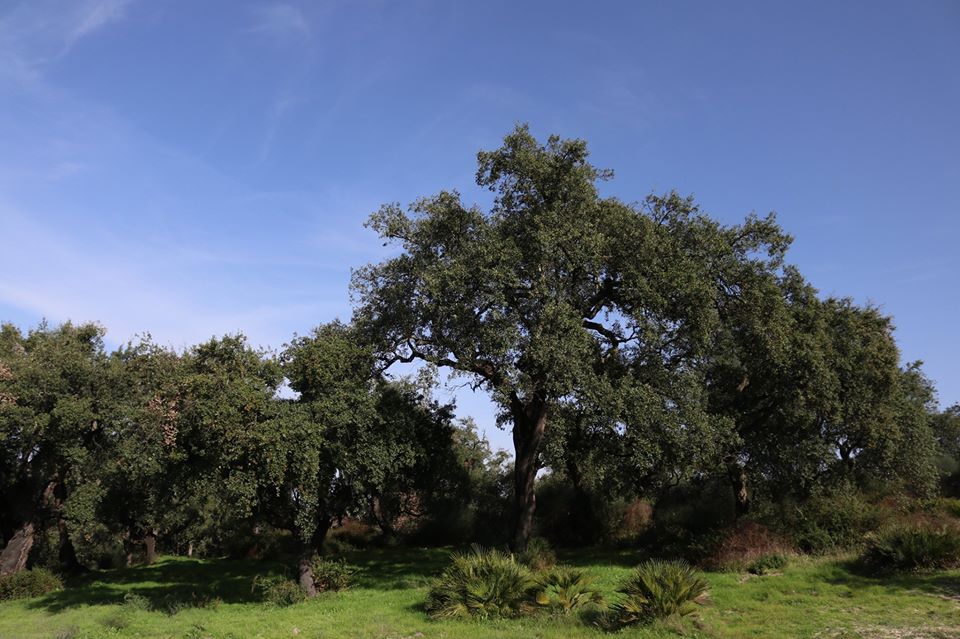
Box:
[2,127,959,637]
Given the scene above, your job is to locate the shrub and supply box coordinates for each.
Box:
[0,568,63,601]
[612,559,709,626]
[328,519,379,549]
[251,575,306,606]
[535,566,603,614]
[426,546,539,619]
[701,520,792,571]
[519,537,556,572]
[747,554,789,575]
[121,591,151,611]
[860,524,960,573]
[785,489,883,553]
[309,556,355,592]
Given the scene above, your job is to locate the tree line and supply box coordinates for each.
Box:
[2,126,957,595]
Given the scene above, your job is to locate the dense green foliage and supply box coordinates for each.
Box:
[0,567,62,600]
[861,524,960,573]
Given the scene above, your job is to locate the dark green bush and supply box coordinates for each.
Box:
[747,554,789,575]
[535,566,603,614]
[0,568,63,601]
[518,537,556,572]
[761,488,883,553]
[425,546,539,619]
[612,559,708,626]
[309,556,355,592]
[251,575,306,606]
[861,524,960,573]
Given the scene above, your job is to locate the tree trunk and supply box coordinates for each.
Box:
[0,522,35,576]
[566,455,596,545]
[57,516,83,573]
[371,495,395,538]
[727,459,750,517]
[510,398,548,552]
[144,531,158,564]
[187,541,193,557]
[296,519,331,598]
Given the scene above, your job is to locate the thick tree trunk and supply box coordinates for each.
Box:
[0,522,35,576]
[511,399,548,553]
[297,519,331,598]
[144,531,158,564]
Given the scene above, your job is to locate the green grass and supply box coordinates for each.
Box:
[0,548,957,639]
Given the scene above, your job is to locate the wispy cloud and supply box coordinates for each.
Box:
[247,3,311,41]
[63,0,133,54]
[0,0,135,79]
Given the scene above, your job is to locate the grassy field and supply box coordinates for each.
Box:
[0,548,957,639]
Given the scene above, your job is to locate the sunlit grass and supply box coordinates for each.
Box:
[0,549,956,638]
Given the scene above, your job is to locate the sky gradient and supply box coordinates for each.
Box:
[1,0,958,453]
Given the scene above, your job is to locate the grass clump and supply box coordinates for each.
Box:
[0,568,63,601]
[747,553,789,575]
[426,546,539,620]
[120,591,151,611]
[251,574,307,606]
[611,559,708,626]
[535,565,603,614]
[860,524,960,573]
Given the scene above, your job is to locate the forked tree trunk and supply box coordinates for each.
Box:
[0,522,35,576]
[511,399,548,553]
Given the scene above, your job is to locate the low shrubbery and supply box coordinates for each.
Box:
[747,553,789,575]
[519,537,556,571]
[701,520,793,572]
[773,489,884,553]
[251,575,307,606]
[535,566,603,614]
[309,556,354,592]
[0,568,63,601]
[426,546,539,619]
[860,524,960,573]
[611,559,709,626]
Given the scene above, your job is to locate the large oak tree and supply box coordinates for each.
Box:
[352,125,790,549]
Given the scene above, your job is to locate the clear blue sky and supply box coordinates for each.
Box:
[1,0,957,453]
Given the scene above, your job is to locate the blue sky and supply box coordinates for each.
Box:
[1,0,957,453]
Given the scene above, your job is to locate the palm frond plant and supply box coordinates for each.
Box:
[612,559,709,626]
[425,545,540,620]
[535,565,604,614]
